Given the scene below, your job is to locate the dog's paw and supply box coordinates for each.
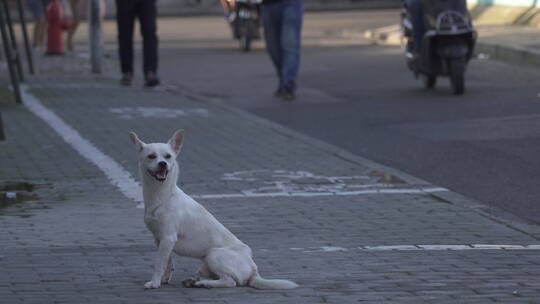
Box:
[144,280,161,289]
[161,273,173,285]
[161,276,172,285]
[194,281,211,289]
[182,278,197,288]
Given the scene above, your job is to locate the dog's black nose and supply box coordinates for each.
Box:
[158,161,167,168]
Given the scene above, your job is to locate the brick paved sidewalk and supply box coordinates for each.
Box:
[1,71,540,304]
[1,16,540,300]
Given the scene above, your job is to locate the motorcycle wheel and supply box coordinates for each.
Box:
[422,74,437,89]
[239,18,253,52]
[448,58,466,95]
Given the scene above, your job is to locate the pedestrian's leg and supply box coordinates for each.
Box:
[99,0,106,50]
[99,0,106,18]
[115,0,135,82]
[34,18,46,47]
[405,0,424,52]
[28,0,47,47]
[261,2,283,91]
[137,0,159,85]
[279,0,303,95]
[40,0,52,47]
[451,0,467,13]
[66,0,82,51]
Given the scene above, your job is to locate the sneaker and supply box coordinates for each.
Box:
[281,89,295,101]
[145,72,160,87]
[273,87,285,97]
[120,72,132,86]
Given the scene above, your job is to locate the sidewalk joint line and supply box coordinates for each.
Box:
[286,244,540,252]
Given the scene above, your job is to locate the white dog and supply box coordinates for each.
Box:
[129,129,298,290]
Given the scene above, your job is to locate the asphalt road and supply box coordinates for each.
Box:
[157,10,540,225]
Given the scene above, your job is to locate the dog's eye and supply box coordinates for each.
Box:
[147,154,157,160]
[165,154,172,159]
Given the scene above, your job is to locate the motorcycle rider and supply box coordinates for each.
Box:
[404,0,468,53]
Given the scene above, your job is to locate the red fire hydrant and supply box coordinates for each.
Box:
[46,0,71,55]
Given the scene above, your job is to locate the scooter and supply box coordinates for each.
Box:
[225,0,262,52]
[401,0,477,95]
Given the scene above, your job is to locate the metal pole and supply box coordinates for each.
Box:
[2,0,23,82]
[0,112,5,141]
[16,0,34,74]
[89,0,101,73]
[0,2,22,104]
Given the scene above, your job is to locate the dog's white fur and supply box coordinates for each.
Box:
[129,130,298,290]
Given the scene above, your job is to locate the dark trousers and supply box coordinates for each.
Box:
[115,0,158,75]
[405,0,424,52]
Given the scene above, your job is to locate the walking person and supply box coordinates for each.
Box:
[115,0,160,87]
[404,0,424,53]
[66,0,106,52]
[27,0,52,49]
[261,0,303,101]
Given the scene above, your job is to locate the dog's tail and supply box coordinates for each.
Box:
[249,275,298,290]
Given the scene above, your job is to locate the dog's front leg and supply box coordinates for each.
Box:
[145,236,176,289]
[161,256,174,284]
[153,239,174,284]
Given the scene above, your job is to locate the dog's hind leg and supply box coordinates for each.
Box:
[195,247,253,288]
[198,263,218,280]
[194,275,236,288]
[182,262,218,288]
[185,248,245,288]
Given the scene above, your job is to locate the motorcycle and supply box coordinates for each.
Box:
[401,0,477,95]
[224,0,262,52]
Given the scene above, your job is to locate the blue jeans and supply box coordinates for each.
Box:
[262,0,303,92]
[27,0,51,19]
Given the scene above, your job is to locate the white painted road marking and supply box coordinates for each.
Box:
[214,170,449,198]
[109,107,209,119]
[289,245,540,252]
[21,86,144,207]
[192,187,448,199]
[30,83,119,89]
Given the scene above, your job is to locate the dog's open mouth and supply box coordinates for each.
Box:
[148,168,168,182]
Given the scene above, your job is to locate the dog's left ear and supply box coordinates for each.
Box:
[168,129,185,154]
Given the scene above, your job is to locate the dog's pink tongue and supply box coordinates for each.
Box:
[156,167,167,178]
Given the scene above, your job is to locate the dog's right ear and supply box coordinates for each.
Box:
[129,132,146,152]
